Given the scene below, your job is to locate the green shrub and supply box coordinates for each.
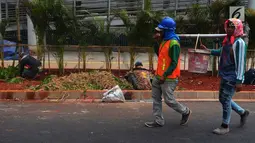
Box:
[0,66,19,81]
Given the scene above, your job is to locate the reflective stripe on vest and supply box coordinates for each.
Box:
[156,40,181,79]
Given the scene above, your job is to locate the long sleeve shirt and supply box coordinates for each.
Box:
[211,38,247,84]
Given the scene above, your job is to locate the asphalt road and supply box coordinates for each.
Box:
[0,102,255,143]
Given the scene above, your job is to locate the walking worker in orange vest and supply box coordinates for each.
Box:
[145,17,191,128]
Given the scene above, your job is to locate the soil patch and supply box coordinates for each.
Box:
[0,70,254,91]
[0,80,40,90]
[178,71,254,91]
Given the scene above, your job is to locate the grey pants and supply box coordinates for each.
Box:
[152,77,189,125]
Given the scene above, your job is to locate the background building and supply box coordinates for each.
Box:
[0,0,249,44]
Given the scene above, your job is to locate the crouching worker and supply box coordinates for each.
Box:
[125,61,152,90]
[19,52,41,79]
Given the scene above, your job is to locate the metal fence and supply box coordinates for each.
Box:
[1,35,254,74]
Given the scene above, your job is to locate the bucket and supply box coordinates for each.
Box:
[188,49,210,73]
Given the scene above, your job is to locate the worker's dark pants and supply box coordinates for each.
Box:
[22,68,39,79]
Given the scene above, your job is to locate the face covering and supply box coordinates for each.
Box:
[222,18,244,46]
[163,29,180,42]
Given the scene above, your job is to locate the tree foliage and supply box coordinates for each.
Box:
[246,9,255,50]
[23,0,70,60]
[116,0,164,46]
[0,19,9,38]
[186,4,210,34]
[22,0,252,48]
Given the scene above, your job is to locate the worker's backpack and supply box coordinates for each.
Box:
[244,69,255,85]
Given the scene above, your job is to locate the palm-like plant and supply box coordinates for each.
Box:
[92,17,116,71]
[23,0,72,73]
[246,9,255,68]
[116,0,163,70]
[23,0,50,61]
[208,0,241,33]
[23,0,69,66]
[49,2,74,74]
[0,19,9,40]
[0,19,9,68]
[246,9,255,49]
[208,0,227,34]
[186,4,210,34]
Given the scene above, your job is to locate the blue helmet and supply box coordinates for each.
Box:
[135,61,143,67]
[157,17,176,31]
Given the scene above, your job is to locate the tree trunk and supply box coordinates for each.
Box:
[129,47,135,71]
[78,46,81,72]
[118,47,120,77]
[0,47,4,68]
[0,39,4,68]
[82,46,86,72]
[13,0,20,67]
[57,46,64,75]
[47,46,50,73]
[246,55,250,71]
[103,47,112,71]
[43,33,46,70]
[36,31,44,61]
[148,47,154,71]
[252,52,255,69]
[212,25,220,76]
[212,41,218,76]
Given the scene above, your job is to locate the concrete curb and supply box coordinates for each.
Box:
[0,90,254,102]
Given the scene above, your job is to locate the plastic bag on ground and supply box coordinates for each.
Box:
[102,85,125,103]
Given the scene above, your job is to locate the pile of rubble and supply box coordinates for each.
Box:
[33,71,133,91]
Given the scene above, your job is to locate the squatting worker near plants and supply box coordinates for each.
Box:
[201,18,249,135]
[19,52,41,79]
[145,17,191,128]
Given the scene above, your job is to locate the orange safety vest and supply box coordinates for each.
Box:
[156,40,181,79]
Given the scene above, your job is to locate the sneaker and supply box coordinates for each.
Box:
[213,127,230,135]
[144,121,162,128]
[240,110,250,127]
[180,109,192,125]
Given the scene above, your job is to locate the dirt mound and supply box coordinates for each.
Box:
[31,71,133,91]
